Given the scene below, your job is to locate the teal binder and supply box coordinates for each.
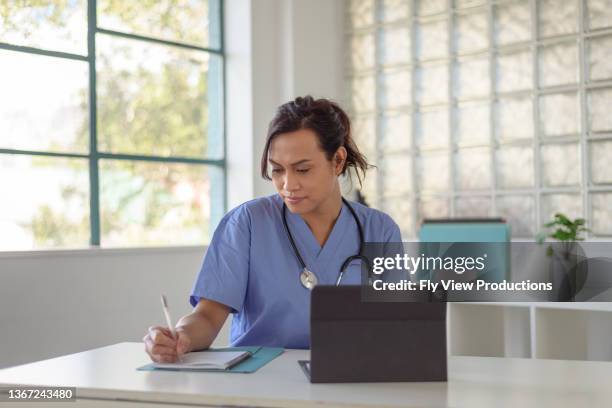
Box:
[137,346,284,373]
[418,220,510,283]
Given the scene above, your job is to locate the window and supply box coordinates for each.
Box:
[346,0,612,239]
[0,0,224,250]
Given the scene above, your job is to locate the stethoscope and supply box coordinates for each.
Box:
[281,197,371,290]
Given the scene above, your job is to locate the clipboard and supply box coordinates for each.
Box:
[137,346,284,373]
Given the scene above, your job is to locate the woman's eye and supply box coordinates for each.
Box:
[271,168,283,173]
[297,169,310,173]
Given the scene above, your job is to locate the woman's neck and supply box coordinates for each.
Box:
[301,189,343,247]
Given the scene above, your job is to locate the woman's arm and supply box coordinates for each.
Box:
[176,298,231,352]
[144,298,230,362]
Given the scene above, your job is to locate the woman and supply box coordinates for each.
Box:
[144,96,401,362]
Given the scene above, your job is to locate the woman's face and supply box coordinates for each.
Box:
[268,128,345,215]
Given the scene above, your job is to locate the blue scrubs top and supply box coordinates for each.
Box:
[190,194,402,349]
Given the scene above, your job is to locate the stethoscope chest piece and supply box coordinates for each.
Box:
[300,268,318,290]
[282,197,366,290]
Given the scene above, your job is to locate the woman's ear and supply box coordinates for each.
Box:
[334,147,347,175]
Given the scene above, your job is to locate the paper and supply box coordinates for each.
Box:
[151,351,250,371]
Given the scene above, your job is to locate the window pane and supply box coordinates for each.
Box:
[538,0,578,38]
[0,155,89,250]
[100,160,220,246]
[382,0,411,23]
[588,88,612,133]
[591,193,612,236]
[418,63,449,105]
[539,41,579,88]
[350,75,376,113]
[539,93,580,137]
[381,112,412,153]
[381,69,411,109]
[588,35,612,82]
[456,147,491,190]
[0,51,89,153]
[416,18,448,61]
[496,96,533,141]
[352,115,376,154]
[455,196,491,217]
[417,107,449,150]
[416,0,446,16]
[96,34,222,159]
[0,1,87,54]
[381,26,411,66]
[589,140,612,185]
[455,55,489,100]
[541,194,583,224]
[97,0,221,49]
[418,151,449,192]
[348,0,375,30]
[383,196,414,239]
[587,0,612,31]
[456,102,490,147]
[455,10,488,54]
[496,146,534,189]
[360,166,379,207]
[418,196,449,221]
[457,0,486,7]
[496,195,535,237]
[496,48,532,93]
[349,31,375,71]
[540,143,580,187]
[494,0,531,46]
[381,153,413,197]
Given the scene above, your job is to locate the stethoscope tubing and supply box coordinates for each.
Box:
[281,197,368,286]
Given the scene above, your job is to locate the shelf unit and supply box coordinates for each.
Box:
[448,302,612,362]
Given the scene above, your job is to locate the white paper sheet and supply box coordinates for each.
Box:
[152,351,250,370]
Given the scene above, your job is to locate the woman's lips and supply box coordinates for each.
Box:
[285,196,305,205]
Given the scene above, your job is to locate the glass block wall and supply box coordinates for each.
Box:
[345,0,612,239]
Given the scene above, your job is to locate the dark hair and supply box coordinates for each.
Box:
[260,96,371,187]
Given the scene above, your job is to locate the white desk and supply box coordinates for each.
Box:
[1,342,612,407]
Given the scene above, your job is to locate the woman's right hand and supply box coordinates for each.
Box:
[143,326,191,363]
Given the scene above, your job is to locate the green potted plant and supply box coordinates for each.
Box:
[537,213,589,301]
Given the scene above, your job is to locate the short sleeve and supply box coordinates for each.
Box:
[190,206,251,313]
[384,215,402,243]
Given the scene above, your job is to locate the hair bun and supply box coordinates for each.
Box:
[293,95,314,108]
[262,95,371,188]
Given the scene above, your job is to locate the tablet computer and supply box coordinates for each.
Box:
[301,285,447,383]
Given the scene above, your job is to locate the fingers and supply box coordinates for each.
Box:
[175,330,192,355]
[148,326,177,345]
[149,341,177,356]
[144,342,177,362]
[152,353,179,363]
[144,326,180,363]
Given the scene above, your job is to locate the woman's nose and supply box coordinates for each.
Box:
[283,172,300,191]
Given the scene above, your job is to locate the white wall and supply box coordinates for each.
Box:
[0,247,220,369]
[0,0,346,369]
[226,0,346,205]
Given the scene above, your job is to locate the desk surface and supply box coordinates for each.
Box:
[1,342,612,407]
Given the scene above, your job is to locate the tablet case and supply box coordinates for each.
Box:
[307,286,447,383]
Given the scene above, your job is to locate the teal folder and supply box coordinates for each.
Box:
[137,346,284,373]
[418,221,510,283]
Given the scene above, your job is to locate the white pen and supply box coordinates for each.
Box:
[160,294,183,363]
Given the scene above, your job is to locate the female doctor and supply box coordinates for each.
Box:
[144,96,401,363]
